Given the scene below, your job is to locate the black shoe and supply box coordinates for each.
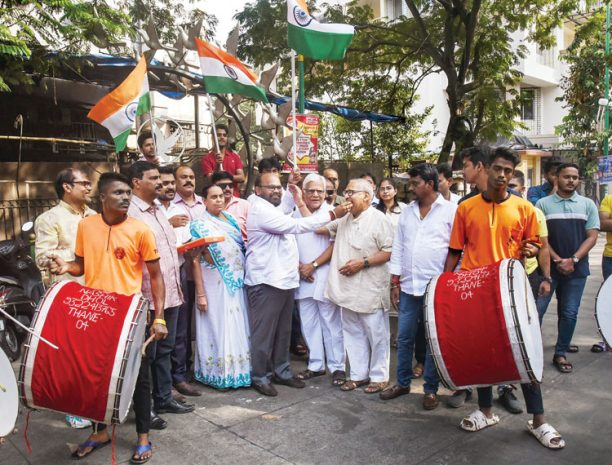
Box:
[252,382,278,397]
[379,384,411,401]
[150,411,167,430]
[155,399,195,414]
[174,381,202,397]
[271,375,306,388]
[498,386,523,414]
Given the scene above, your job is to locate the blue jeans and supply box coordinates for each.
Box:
[396,292,440,393]
[603,256,612,280]
[536,277,587,357]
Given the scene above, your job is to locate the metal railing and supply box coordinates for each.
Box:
[0,199,59,241]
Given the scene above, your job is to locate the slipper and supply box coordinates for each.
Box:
[331,370,346,386]
[591,342,607,353]
[460,409,500,432]
[130,442,153,464]
[364,381,388,394]
[553,356,573,373]
[527,420,566,449]
[296,369,326,380]
[412,363,424,378]
[567,344,579,353]
[71,439,111,460]
[340,379,369,391]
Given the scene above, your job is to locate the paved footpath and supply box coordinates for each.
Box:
[2,237,611,465]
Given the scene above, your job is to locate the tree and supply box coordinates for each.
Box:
[235,0,578,162]
[556,6,610,199]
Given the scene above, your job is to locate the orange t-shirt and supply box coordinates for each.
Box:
[75,214,159,295]
[450,194,539,271]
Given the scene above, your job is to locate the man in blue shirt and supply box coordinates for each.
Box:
[527,158,561,206]
[536,163,599,373]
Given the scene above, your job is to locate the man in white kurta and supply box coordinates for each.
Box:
[325,179,394,393]
[294,174,345,384]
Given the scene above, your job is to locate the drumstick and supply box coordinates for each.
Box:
[141,334,156,356]
[0,307,59,350]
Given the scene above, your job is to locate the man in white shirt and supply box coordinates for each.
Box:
[436,163,461,204]
[380,164,457,409]
[245,173,348,396]
[293,174,345,385]
[324,178,394,394]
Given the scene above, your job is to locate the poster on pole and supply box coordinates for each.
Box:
[283,114,319,172]
[598,156,612,183]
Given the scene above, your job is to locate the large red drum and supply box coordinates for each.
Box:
[19,281,148,424]
[424,259,543,390]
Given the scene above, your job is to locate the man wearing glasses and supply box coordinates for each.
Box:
[323,167,345,205]
[212,170,249,241]
[245,173,350,396]
[35,167,96,429]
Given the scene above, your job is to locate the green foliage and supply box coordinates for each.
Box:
[235,0,579,162]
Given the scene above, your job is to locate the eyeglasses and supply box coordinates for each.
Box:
[326,190,335,195]
[217,182,233,190]
[261,185,283,191]
[72,181,92,188]
[326,177,338,182]
[304,189,324,195]
[343,190,366,197]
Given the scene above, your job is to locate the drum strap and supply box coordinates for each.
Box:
[24,410,32,454]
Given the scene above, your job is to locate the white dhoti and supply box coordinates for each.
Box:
[297,297,345,373]
[341,307,390,382]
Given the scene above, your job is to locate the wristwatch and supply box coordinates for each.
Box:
[312,261,319,269]
[542,276,553,283]
[571,255,579,264]
[363,257,370,269]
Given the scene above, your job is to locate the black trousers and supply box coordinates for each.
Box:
[172,266,194,384]
[151,306,179,408]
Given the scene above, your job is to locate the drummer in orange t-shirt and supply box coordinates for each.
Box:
[50,172,167,463]
[443,146,565,449]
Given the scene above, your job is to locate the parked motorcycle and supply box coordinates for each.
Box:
[0,222,44,361]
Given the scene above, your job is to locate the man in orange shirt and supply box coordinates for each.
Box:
[50,172,167,463]
[443,147,565,449]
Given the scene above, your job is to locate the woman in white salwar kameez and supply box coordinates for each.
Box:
[191,185,251,390]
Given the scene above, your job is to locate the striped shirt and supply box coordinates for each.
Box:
[536,192,599,279]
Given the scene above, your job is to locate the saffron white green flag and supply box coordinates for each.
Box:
[88,55,150,151]
[196,38,269,103]
[287,0,354,60]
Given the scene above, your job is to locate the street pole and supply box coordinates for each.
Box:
[298,54,305,113]
[605,1,610,158]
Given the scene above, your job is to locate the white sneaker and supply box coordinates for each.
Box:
[65,415,92,429]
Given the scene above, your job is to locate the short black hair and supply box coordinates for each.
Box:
[436,163,453,180]
[98,172,129,194]
[211,171,234,184]
[254,174,264,188]
[557,162,581,176]
[54,168,78,199]
[137,131,153,149]
[158,165,175,175]
[126,161,158,187]
[216,123,229,134]
[408,163,439,191]
[258,157,281,173]
[543,158,563,175]
[360,172,377,186]
[201,183,223,199]
[512,169,525,187]
[460,146,491,168]
[489,146,520,167]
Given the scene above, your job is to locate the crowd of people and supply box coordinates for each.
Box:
[30,126,612,463]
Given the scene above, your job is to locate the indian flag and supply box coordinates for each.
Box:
[287,0,354,61]
[87,55,150,151]
[196,38,268,103]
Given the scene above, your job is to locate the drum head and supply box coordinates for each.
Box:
[596,276,612,346]
[503,260,543,383]
[0,349,19,437]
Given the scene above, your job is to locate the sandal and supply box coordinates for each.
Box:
[297,369,326,380]
[591,341,607,353]
[130,442,153,464]
[364,382,388,394]
[460,409,500,432]
[553,356,573,374]
[332,370,346,386]
[567,344,579,353]
[527,420,566,449]
[71,439,111,460]
[412,363,424,378]
[340,379,369,391]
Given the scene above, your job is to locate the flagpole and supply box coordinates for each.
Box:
[142,54,158,161]
[297,54,305,113]
[290,50,297,167]
[206,92,221,158]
